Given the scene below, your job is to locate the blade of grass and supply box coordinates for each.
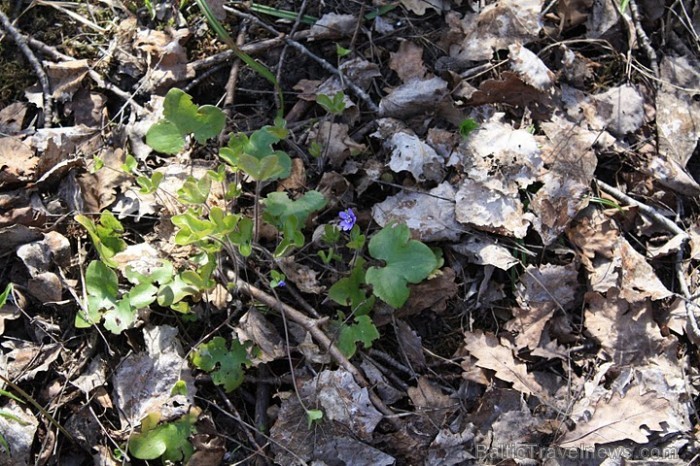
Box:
[195,0,284,117]
[249,3,317,25]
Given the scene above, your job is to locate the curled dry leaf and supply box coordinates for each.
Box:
[451,0,543,61]
[372,182,461,241]
[379,76,449,118]
[466,71,554,120]
[278,257,324,294]
[508,43,554,91]
[308,121,366,169]
[450,233,519,271]
[389,41,427,82]
[112,325,195,428]
[399,0,448,15]
[308,13,357,40]
[656,55,700,167]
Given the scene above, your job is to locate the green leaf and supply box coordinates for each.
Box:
[328,258,375,316]
[157,274,199,309]
[129,409,198,462]
[85,260,118,308]
[102,298,137,334]
[262,191,327,227]
[337,315,380,358]
[365,224,438,308]
[0,283,12,308]
[146,120,184,155]
[162,88,225,143]
[306,409,323,428]
[178,175,211,205]
[190,337,251,392]
[125,282,158,309]
[218,123,292,181]
[459,118,479,138]
[316,92,346,115]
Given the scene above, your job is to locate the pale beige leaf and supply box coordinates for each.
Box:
[389,41,427,82]
[462,330,550,397]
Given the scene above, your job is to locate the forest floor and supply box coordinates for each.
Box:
[1,0,700,465]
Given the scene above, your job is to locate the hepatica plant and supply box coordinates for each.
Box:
[78,88,441,460]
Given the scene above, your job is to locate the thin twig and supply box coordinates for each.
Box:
[228,270,400,427]
[274,0,308,113]
[628,0,660,84]
[223,6,380,113]
[0,9,53,126]
[223,24,249,117]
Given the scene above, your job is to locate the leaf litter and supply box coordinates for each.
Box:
[1,0,700,464]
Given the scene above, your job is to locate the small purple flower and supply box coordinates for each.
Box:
[277,280,286,287]
[338,208,356,231]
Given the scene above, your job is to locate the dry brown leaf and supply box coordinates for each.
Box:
[532,115,598,244]
[397,268,458,319]
[462,330,551,397]
[450,234,519,271]
[656,55,700,166]
[235,308,285,364]
[379,76,449,118]
[133,28,194,92]
[279,257,324,294]
[556,0,594,30]
[507,263,579,350]
[559,385,681,448]
[112,325,195,428]
[389,41,427,82]
[0,137,37,187]
[395,319,426,370]
[45,60,89,102]
[408,377,456,425]
[399,0,447,15]
[372,182,461,241]
[277,158,306,191]
[585,291,671,365]
[308,121,365,169]
[466,71,554,120]
[308,13,357,40]
[0,102,29,134]
[452,0,543,61]
[508,43,554,91]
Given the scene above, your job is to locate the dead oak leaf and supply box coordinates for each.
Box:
[462,330,550,398]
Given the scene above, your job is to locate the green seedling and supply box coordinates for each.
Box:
[336,43,351,58]
[459,118,479,138]
[306,409,324,428]
[346,225,366,250]
[249,3,317,25]
[270,270,286,288]
[75,211,127,267]
[365,223,438,308]
[262,191,327,257]
[316,92,346,115]
[219,119,292,182]
[336,314,380,358]
[146,88,225,154]
[190,337,252,392]
[129,408,200,463]
[328,258,375,317]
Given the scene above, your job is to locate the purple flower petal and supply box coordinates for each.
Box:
[339,208,356,231]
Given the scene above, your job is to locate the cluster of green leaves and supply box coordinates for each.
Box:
[129,407,200,463]
[324,223,439,357]
[76,87,445,461]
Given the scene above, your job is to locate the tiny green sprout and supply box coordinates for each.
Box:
[336,43,351,58]
[92,155,104,173]
[306,409,323,428]
[309,141,323,158]
[316,92,346,115]
[459,118,479,138]
[270,270,286,288]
